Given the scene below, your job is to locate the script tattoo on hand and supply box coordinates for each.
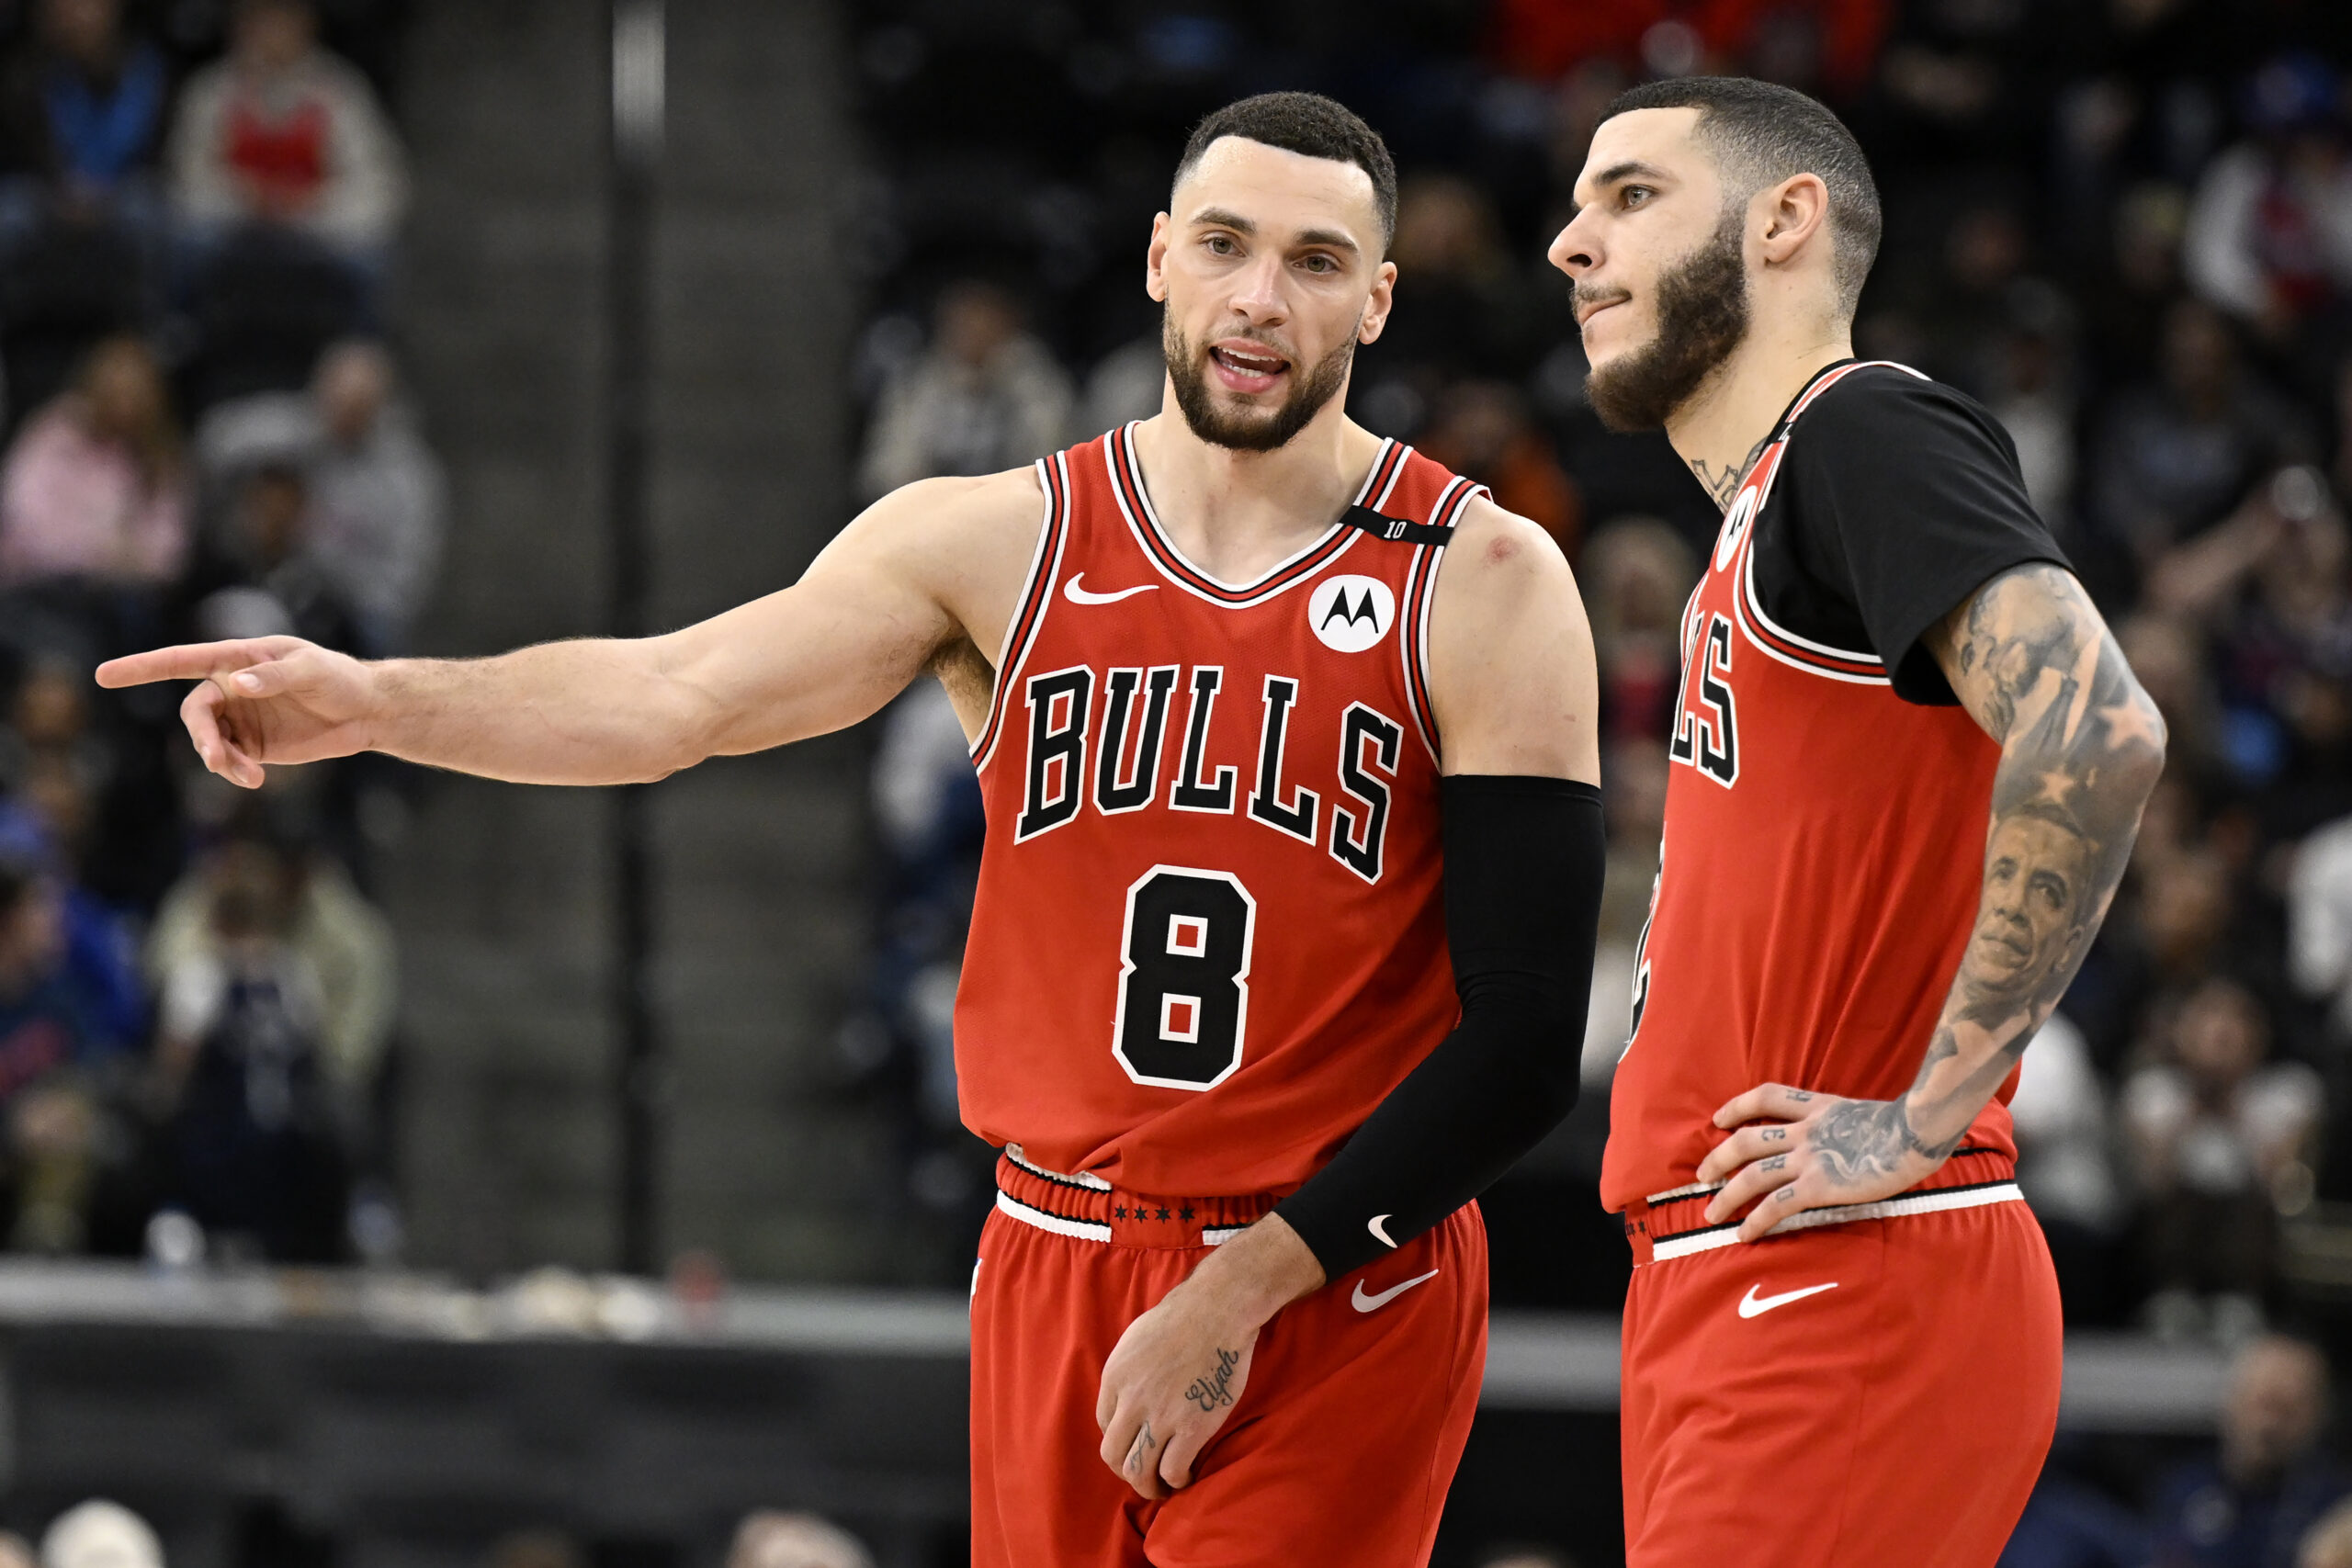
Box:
[1185,1348,1243,1414]
[1799,565,2163,1191]
[1125,1422,1155,1475]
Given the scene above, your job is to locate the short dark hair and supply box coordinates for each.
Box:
[1174,92,1398,254]
[1600,76,1882,317]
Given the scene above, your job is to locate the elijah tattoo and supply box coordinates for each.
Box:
[1185,1348,1243,1413]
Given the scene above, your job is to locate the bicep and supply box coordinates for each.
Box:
[1927,562,2151,754]
[655,478,1022,756]
[1425,502,1600,782]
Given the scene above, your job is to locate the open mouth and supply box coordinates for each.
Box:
[1210,342,1290,394]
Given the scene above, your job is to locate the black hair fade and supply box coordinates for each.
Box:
[1174,92,1398,254]
[1600,76,1883,317]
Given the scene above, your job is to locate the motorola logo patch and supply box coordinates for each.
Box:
[1307,574,1396,653]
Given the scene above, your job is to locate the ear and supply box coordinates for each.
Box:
[1146,212,1173,303]
[1755,172,1830,269]
[1357,258,1398,344]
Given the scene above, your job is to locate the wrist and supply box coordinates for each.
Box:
[1182,1215,1325,1326]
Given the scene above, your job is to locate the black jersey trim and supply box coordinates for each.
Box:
[1104,423,1399,606]
[971,453,1072,770]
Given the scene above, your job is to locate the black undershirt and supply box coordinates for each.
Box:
[1746,362,2072,705]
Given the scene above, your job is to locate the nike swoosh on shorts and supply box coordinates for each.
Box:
[1063,574,1159,605]
[1736,1281,1838,1318]
[1351,1268,1441,1314]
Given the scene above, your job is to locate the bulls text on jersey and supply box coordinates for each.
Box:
[1012,661,1408,885]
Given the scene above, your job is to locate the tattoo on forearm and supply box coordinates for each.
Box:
[1801,568,2164,1194]
[1688,434,1772,511]
[1185,1348,1243,1413]
[1910,566,2162,1147]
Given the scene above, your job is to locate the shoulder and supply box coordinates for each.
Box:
[1794,364,2018,467]
[824,465,1049,589]
[1438,494,1576,602]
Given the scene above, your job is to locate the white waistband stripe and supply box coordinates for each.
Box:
[995,1190,1111,1242]
[1649,1181,2025,1262]
[1005,1145,1112,1190]
[992,1190,1245,1247]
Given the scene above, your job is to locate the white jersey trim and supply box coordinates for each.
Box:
[970,455,1074,770]
[1105,423,1380,607]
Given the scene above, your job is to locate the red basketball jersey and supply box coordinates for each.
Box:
[1600,362,2020,1213]
[955,423,1487,1198]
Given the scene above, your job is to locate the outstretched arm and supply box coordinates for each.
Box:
[1699,564,2166,1239]
[96,472,1041,787]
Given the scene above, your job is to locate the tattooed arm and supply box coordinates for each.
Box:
[1696,564,2165,1240]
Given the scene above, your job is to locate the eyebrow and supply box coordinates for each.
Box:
[1572,159,1675,214]
[1188,207,1363,256]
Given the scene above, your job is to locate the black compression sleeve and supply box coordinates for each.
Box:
[1272,774,1605,1280]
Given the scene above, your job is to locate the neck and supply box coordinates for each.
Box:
[1664,315,1852,513]
[1130,384,1385,580]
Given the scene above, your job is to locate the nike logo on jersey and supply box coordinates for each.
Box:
[1737,1281,1838,1318]
[1351,1268,1441,1314]
[1063,574,1159,605]
[1367,1213,1399,1249]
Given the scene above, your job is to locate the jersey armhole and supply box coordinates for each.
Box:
[1399,477,1490,764]
[969,455,1070,772]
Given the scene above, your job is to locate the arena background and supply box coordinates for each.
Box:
[0,1,2348,1565]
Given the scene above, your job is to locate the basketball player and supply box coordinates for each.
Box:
[100,95,1605,1566]
[1550,78,2165,1566]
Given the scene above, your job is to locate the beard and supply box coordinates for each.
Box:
[1583,205,1752,433]
[1163,310,1356,452]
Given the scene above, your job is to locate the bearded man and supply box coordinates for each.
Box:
[101,93,1605,1568]
[1550,77,2166,1567]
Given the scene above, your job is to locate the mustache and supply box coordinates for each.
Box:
[1573,284,1631,318]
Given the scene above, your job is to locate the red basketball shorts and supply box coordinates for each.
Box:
[1619,1185,2063,1568]
[970,1152,1487,1568]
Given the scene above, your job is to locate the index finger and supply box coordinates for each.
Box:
[96,641,269,689]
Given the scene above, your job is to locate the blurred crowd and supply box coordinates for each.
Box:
[0,0,439,1269]
[0,1500,884,1568]
[839,0,2352,1345]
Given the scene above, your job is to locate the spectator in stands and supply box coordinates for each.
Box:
[2305,1498,2352,1568]
[2088,299,2309,584]
[0,0,171,259]
[1080,334,1168,439]
[197,338,445,652]
[148,813,392,1156]
[727,1510,876,1568]
[2292,812,2352,1047]
[37,1502,161,1568]
[2124,977,2321,1340]
[1582,517,1696,743]
[0,333,186,587]
[0,833,140,1252]
[1373,175,1534,387]
[2186,53,2352,385]
[179,460,362,652]
[2010,1011,2127,1319]
[152,829,353,1261]
[2151,1337,2347,1568]
[1419,380,1579,552]
[858,280,1071,500]
[165,0,408,270]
